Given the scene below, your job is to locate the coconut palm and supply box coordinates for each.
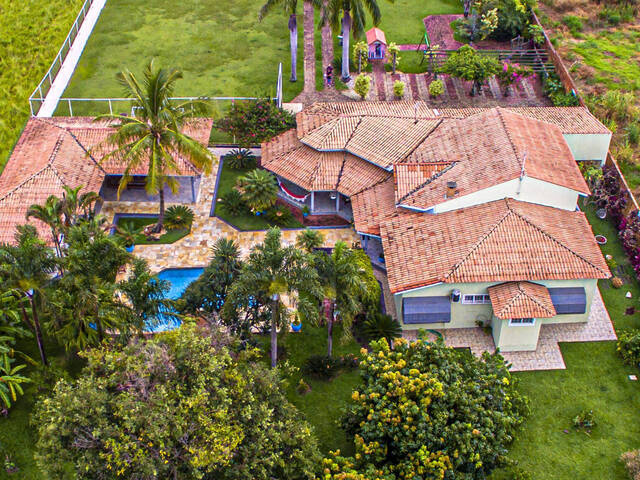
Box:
[0,225,58,366]
[95,60,214,232]
[314,241,377,356]
[226,228,321,367]
[26,195,64,257]
[60,185,101,228]
[259,0,299,82]
[323,0,391,81]
[296,229,324,253]
[237,169,279,212]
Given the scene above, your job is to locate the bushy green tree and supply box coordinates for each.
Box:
[237,169,279,212]
[329,337,529,479]
[33,324,320,480]
[440,45,500,96]
[354,74,372,100]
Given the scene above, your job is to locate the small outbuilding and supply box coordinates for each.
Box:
[366,27,387,60]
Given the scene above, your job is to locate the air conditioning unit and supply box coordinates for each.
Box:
[451,289,461,303]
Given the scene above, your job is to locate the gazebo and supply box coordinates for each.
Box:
[366,27,387,60]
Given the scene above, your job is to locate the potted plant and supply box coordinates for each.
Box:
[116,220,141,252]
[302,205,310,217]
[595,235,607,245]
[291,317,302,332]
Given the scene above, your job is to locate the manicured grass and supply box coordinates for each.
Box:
[213,163,303,230]
[491,200,640,480]
[0,0,84,171]
[115,215,190,244]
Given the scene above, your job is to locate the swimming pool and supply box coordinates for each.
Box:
[147,267,204,333]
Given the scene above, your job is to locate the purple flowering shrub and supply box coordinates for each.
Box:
[496,61,534,89]
[215,99,296,147]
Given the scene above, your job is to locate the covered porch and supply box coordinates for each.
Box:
[100,175,201,203]
[277,177,353,221]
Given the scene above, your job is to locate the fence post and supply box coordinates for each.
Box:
[108,99,113,114]
[29,99,34,117]
[68,99,73,116]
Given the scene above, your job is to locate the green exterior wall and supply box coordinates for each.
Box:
[491,317,541,351]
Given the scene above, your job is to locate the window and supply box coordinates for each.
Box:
[509,318,535,326]
[462,294,490,305]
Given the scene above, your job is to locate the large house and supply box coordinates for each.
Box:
[0,116,212,244]
[261,102,611,352]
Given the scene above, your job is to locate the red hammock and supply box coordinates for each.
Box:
[277,178,308,201]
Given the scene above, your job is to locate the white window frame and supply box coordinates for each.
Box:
[461,294,490,305]
[508,318,536,326]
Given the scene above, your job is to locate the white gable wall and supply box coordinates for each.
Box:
[563,133,611,164]
[418,177,581,214]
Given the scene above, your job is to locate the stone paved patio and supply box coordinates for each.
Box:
[101,148,359,274]
[402,288,616,372]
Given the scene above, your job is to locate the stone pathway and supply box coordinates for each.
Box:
[101,149,358,273]
[403,288,616,371]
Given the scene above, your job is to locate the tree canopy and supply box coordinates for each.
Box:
[34,325,320,480]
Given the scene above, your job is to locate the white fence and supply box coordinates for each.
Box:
[28,0,97,116]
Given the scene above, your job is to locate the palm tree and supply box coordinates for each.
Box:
[323,0,390,81]
[26,195,64,258]
[226,228,321,367]
[237,169,279,212]
[303,0,318,92]
[296,229,324,252]
[0,225,58,366]
[0,353,29,411]
[60,185,101,228]
[96,60,214,232]
[314,241,375,356]
[259,0,299,82]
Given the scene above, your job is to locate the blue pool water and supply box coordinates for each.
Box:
[148,267,204,333]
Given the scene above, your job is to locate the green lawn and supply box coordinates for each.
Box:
[0,0,84,171]
[115,215,190,244]
[213,163,303,230]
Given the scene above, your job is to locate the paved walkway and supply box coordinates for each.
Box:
[101,149,358,273]
[403,288,616,371]
[39,0,107,117]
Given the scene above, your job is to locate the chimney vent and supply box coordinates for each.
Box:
[446,181,457,198]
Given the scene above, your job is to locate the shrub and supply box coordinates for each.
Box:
[542,72,580,106]
[236,168,278,211]
[612,276,624,288]
[562,15,584,36]
[626,122,640,146]
[163,205,194,230]
[363,313,401,345]
[223,148,257,169]
[496,61,533,91]
[429,79,445,97]
[329,338,529,479]
[617,329,640,366]
[296,378,311,395]
[621,450,640,480]
[214,98,296,147]
[303,354,343,380]
[33,325,320,480]
[354,74,371,100]
[573,409,597,432]
[116,220,141,247]
[219,190,247,216]
[393,80,405,98]
[265,205,294,226]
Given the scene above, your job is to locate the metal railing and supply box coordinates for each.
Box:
[28,0,97,116]
[422,48,555,74]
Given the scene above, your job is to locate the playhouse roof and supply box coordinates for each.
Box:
[366,27,386,45]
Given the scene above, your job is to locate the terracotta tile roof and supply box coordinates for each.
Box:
[338,155,391,196]
[380,198,610,294]
[394,162,454,200]
[311,152,344,191]
[351,177,408,236]
[300,116,439,170]
[488,281,557,319]
[366,27,387,44]
[298,102,609,134]
[397,109,589,209]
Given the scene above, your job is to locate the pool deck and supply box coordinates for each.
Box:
[101,149,359,273]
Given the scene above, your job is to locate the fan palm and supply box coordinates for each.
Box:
[225,228,321,367]
[323,0,391,81]
[26,194,64,257]
[237,169,279,212]
[95,60,214,232]
[259,0,299,82]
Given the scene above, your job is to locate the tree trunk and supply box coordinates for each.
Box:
[341,12,351,82]
[154,188,165,233]
[289,14,298,82]
[358,54,361,74]
[29,295,48,366]
[321,0,334,89]
[270,295,279,368]
[327,302,334,357]
[303,0,316,92]
[392,52,397,74]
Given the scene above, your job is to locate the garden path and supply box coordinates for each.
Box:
[101,149,358,273]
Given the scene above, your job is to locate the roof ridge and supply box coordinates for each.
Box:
[0,163,58,204]
[443,201,513,281]
[396,161,457,204]
[495,108,523,170]
[499,282,554,318]
[505,200,610,276]
[335,117,365,188]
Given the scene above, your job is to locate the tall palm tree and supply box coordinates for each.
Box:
[324,0,391,81]
[226,228,321,367]
[237,169,278,212]
[314,241,374,356]
[303,0,318,92]
[0,225,58,366]
[96,60,214,232]
[259,0,299,82]
[26,195,64,258]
